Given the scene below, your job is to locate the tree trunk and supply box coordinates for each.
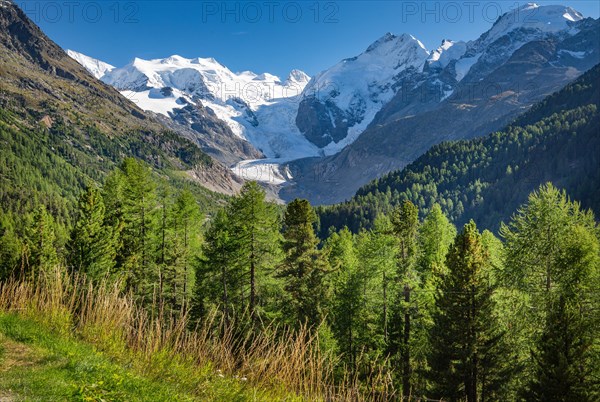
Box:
[467,285,478,402]
[221,255,229,328]
[160,202,166,312]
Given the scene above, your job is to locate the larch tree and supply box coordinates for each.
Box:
[227,182,282,323]
[502,183,600,396]
[389,200,419,398]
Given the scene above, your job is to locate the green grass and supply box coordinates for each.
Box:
[0,314,260,401]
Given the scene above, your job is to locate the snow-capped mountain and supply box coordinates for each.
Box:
[67,53,318,184]
[427,40,467,71]
[66,50,115,79]
[297,33,430,151]
[67,3,598,200]
[99,56,317,167]
[283,3,599,204]
[479,3,583,47]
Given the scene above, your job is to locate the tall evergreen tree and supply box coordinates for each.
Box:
[194,208,239,326]
[68,186,116,280]
[501,183,596,300]
[279,199,330,329]
[417,204,456,279]
[25,205,59,277]
[428,221,509,402]
[227,182,282,323]
[389,200,419,398]
[170,189,202,310]
[104,158,158,304]
[524,223,600,401]
[356,215,396,350]
[526,296,597,401]
[326,227,361,370]
[0,219,23,280]
[412,204,456,393]
[502,183,600,393]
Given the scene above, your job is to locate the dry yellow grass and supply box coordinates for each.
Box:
[0,269,395,401]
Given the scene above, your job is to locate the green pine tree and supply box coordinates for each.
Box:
[279,199,330,329]
[104,158,158,304]
[227,182,282,324]
[168,189,202,311]
[389,200,419,397]
[25,205,59,277]
[326,227,361,370]
[428,221,510,402]
[526,296,597,401]
[194,208,236,325]
[502,184,600,393]
[68,186,116,280]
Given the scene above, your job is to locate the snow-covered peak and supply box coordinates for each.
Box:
[299,32,430,152]
[482,3,583,46]
[304,32,429,108]
[253,72,281,82]
[427,39,467,69]
[285,69,310,86]
[102,55,308,105]
[365,32,428,57]
[366,32,396,52]
[66,50,115,79]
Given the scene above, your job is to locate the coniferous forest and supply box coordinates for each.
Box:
[1,157,599,400]
[1,64,599,402]
[317,64,600,237]
[0,2,599,399]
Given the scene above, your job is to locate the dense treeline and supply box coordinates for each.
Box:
[0,103,229,288]
[2,159,599,399]
[316,64,600,237]
[0,104,226,231]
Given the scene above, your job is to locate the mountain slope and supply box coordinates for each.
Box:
[297,32,429,151]
[316,64,600,236]
[0,0,240,222]
[66,49,115,79]
[55,3,599,204]
[284,4,599,204]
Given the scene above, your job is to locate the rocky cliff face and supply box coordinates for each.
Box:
[296,33,430,153]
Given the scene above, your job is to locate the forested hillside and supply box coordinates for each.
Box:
[316,64,600,236]
[0,1,235,235]
[1,2,599,401]
[2,172,599,400]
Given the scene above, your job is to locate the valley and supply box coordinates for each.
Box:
[1,1,599,400]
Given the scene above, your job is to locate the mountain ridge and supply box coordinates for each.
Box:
[62,3,599,204]
[283,5,599,204]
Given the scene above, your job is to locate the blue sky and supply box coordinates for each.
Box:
[19,1,600,78]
